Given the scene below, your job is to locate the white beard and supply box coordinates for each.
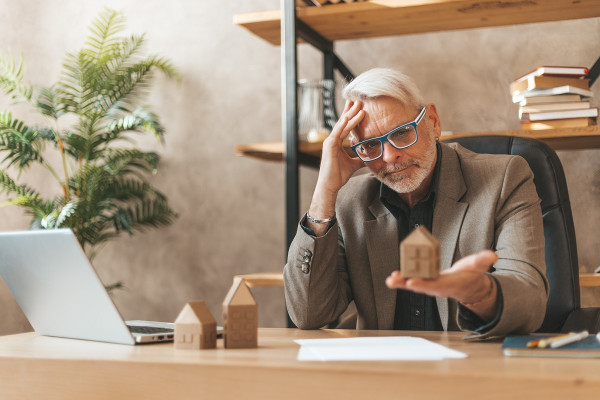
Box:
[373,141,437,194]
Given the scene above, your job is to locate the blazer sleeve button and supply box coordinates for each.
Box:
[301,262,310,274]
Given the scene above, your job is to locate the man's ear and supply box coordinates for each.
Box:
[426,103,442,139]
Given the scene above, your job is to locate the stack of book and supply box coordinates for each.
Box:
[510,66,597,130]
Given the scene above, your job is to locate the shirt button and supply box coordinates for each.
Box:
[414,309,421,317]
[414,224,420,228]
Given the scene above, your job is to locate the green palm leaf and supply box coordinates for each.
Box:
[106,178,164,202]
[122,197,177,232]
[4,194,56,229]
[0,50,33,103]
[105,108,165,142]
[85,8,127,64]
[104,148,160,176]
[96,57,177,115]
[0,8,178,275]
[58,10,179,121]
[0,112,44,167]
[0,170,41,199]
[35,86,66,118]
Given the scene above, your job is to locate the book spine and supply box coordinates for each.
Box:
[520,108,598,121]
[521,118,596,130]
[515,66,589,82]
[511,77,589,94]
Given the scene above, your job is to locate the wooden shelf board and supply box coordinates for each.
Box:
[441,125,600,151]
[579,273,600,288]
[235,140,354,163]
[235,141,322,162]
[235,126,600,164]
[234,0,600,46]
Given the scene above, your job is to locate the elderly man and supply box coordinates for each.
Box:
[284,68,548,339]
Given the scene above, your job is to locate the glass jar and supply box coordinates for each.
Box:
[297,79,338,142]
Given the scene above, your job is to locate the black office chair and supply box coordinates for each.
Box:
[444,135,600,333]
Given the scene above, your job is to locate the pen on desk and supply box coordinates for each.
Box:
[537,332,577,349]
[549,330,589,349]
[526,339,541,348]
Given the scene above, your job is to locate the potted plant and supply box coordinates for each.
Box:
[0,8,178,287]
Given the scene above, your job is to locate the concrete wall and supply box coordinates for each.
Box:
[0,1,598,335]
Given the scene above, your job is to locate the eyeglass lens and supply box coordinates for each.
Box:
[355,125,417,161]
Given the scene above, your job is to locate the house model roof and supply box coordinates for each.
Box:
[175,300,216,324]
[403,226,439,246]
[223,277,256,306]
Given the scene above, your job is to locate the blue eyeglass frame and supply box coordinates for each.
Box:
[351,106,427,162]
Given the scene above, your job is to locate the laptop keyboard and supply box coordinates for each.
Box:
[128,325,174,334]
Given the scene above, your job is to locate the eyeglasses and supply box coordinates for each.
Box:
[351,106,426,162]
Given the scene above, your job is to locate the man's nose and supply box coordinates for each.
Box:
[381,141,402,163]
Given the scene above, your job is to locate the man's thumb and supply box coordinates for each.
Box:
[452,250,498,272]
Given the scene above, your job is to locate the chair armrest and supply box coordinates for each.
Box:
[335,311,357,329]
[561,307,600,334]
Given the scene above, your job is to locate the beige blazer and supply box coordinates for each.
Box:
[284,143,549,339]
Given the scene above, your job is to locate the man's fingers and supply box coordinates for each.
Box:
[386,273,446,297]
[342,99,353,114]
[328,116,349,141]
[404,279,447,297]
[346,155,365,171]
[330,101,363,141]
[345,109,365,137]
[385,270,406,289]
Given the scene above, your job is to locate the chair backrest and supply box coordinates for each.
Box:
[443,135,580,332]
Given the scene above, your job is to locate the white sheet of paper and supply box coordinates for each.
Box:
[294,336,467,361]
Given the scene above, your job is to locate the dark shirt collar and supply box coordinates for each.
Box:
[380,142,442,211]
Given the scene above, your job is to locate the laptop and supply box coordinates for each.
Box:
[0,228,182,345]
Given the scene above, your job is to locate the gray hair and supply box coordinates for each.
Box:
[342,68,425,110]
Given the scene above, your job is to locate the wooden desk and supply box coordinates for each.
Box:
[0,328,598,399]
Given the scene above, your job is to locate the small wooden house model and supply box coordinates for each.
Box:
[174,300,217,350]
[222,277,258,348]
[400,226,441,279]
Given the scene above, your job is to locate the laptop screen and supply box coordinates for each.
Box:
[0,229,136,345]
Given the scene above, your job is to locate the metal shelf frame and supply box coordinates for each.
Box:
[281,0,355,253]
[281,0,356,328]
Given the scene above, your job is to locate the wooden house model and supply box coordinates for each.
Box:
[174,300,217,350]
[400,226,441,279]
[222,277,258,348]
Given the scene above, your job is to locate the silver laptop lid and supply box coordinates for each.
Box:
[0,229,135,345]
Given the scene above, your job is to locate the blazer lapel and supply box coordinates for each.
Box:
[360,143,468,331]
[365,200,398,330]
[432,144,468,330]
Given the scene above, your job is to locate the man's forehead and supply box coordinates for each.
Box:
[355,99,417,138]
